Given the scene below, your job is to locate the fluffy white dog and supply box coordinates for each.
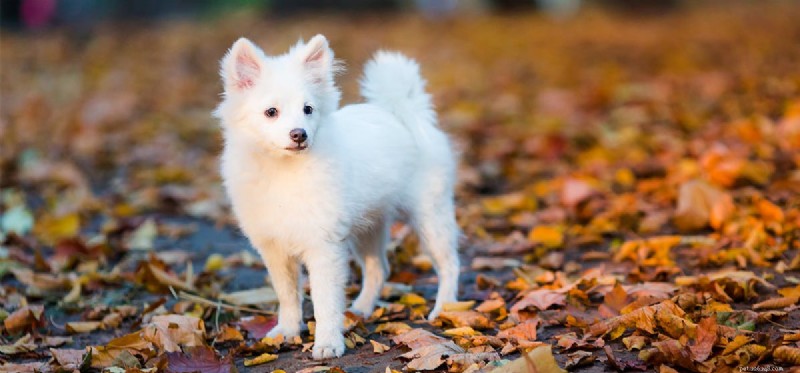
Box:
[215,34,460,359]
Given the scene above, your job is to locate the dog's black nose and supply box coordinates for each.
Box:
[289,128,307,143]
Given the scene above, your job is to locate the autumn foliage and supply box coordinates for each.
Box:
[2,2,800,372]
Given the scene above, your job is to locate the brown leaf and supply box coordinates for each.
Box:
[651,339,696,371]
[590,299,684,337]
[497,319,539,343]
[50,348,86,370]
[401,341,464,371]
[3,305,45,334]
[752,296,799,310]
[216,325,244,342]
[142,314,205,352]
[491,345,566,373]
[0,334,36,355]
[689,317,716,362]
[564,350,595,370]
[438,311,493,329]
[601,282,628,317]
[89,332,155,369]
[392,328,447,349]
[236,315,277,339]
[370,339,390,354]
[510,289,567,320]
[604,345,647,371]
[673,179,733,231]
[164,345,235,373]
[773,345,800,365]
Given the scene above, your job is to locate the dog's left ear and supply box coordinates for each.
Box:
[300,34,334,83]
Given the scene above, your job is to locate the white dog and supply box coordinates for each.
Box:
[215,34,460,359]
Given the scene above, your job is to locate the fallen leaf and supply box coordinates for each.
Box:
[401,341,465,371]
[375,322,412,335]
[244,352,278,367]
[490,345,566,373]
[673,179,734,231]
[4,305,45,334]
[142,314,205,352]
[237,315,277,339]
[438,311,492,329]
[528,225,564,249]
[497,319,539,343]
[164,346,236,373]
[510,289,567,320]
[50,348,86,370]
[370,339,390,353]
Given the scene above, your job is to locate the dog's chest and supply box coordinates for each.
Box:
[223,160,344,246]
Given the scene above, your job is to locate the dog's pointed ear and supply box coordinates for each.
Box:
[221,37,264,91]
[300,34,334,82]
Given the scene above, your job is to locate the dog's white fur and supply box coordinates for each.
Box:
[215,35,459,359]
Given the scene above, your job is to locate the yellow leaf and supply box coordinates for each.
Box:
[244,352,278,366]
[443,326,478,337]
[489,345,566,373]
[34,213,80,245]
[204,254,225,272]
[374,322,412,335]
[528,226,563,249]
[65,321,102,334]
[398,293,427,306]
[443,301,475,312]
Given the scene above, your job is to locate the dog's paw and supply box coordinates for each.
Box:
[267,323,301,339]
[427,307,443,322]
[347,305,373,319]
[312,335,345,360]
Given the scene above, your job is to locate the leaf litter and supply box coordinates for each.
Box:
[2,2,800,372]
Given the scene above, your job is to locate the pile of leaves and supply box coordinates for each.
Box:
[2,2,800,372]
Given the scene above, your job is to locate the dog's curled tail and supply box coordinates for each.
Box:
[360,51,437,138]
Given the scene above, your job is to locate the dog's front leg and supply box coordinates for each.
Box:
[262,251,303,339]
[305,243,348,359]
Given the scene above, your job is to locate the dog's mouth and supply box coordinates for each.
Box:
[284,143,309,152]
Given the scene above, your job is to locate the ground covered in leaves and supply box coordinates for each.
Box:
[3,2,800,372]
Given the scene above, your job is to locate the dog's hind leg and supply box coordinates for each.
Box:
[413,198,460,320]
[349,216,390,317]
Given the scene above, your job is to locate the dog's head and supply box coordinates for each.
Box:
[216,35,341,155]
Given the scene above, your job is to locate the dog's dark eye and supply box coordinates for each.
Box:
[303,105,313,115]
[265,108,278,118]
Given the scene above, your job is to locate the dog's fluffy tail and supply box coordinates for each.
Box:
[360,51,437,139]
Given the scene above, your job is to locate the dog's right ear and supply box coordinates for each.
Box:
[221,38,264,92]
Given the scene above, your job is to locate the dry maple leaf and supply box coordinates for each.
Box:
[164,345,236,373]
[142,314,206,353]
[3,305,45,334]
[438,310,493,329]
[401,341,465,371]
[236,315,278,339]
[510,288,567,321]
[773,345,800,365]
[50,348,87,371]
[490,345,566,373]
[688,317,717,362]
[496,319,539,343]
[89,332,156,369]
[391,328,447,349]
[752,296,799,310]
[673,179,734,231]
[590,299,684,337]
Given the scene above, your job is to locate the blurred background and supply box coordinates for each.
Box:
[1,0,799,235]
